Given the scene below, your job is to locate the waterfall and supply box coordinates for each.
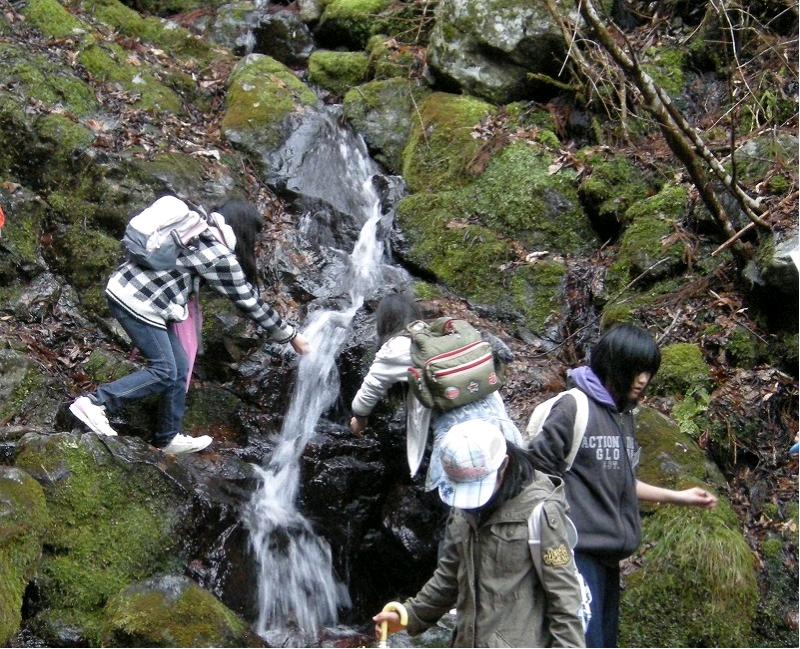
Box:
[245,109,404,641]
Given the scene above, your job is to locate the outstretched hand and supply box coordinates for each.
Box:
[677,487,718,509]
[350,416,366,437]
[373,611,405,640]
[290,334,311,355]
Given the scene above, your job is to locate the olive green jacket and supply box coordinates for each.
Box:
[404,473,586,647]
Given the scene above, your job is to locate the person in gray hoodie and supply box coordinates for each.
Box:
[527,324,717,648]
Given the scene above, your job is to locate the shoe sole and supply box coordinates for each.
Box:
[69,401,118,437]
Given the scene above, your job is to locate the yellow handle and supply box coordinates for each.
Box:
[378,601,408,648]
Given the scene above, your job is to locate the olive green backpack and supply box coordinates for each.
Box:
[406,318,503,411]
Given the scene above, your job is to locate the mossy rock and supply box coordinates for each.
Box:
[183,385,245,440]
[725,326,767,369]
[0,466,49,645]
[650,342,712,397]
[81,0,217,65]
[620,501,758,646]
[47,225,123,317]
[115,1,224,16]
[78,42,182,113]
[401,91,495,193]
[508,260,567,335]
[84,348,138,385]
[642,46,686,97]
[23,0,89,39]
[198,292,260,381]
[461,142,593,252]
[0,44,100,117]
[15,432,189,643]
[577,148,653,236]
[101,575,247,647]
[308,50,370,95]
[605,185,688,293]
[0,349,62,428]
[343,77,429,173]
[220,53,318,157]
[634,405,726,493]
[754,533,799,646]
[316,0,392,49]
[366,35,419,80]
[0,186,46,280]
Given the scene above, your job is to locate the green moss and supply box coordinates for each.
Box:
[183,386,243,437]
[318,0,392,48]
[396,192,514,304]
[620,503,757,646]
[464,142,592,252]
[577,149,652,224]
[82,0,215,64]
[84,348,136,384]
[49,226,121,316]
[78,42,182,113]
[509,260,566,334]
[726,327,765,369]
[600,302,635,329]
[643,47,686,97]
[15,434,185,643]
[102,577,246,647]
[0,467,49,645]
[220,54,318,151]
[401,92,495,193]
[23,0,87,39]
[671,388,711,440]
[0,199,43,269]
[0,361,46,424]
[606,185,688,293]
[412,281,442,301]
[36,113,95,158]
[367,35,418,79]
[308,50,370,95]
[651,343,712,397]
[0,44,99,116]
[754,534,799,646]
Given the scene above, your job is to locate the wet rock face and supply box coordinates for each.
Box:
[427,0,566,103]
[254,10,315,66]
[12,432,262,644]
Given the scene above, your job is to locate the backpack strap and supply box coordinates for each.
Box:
[563,388,589,471]
[527,501,546,587]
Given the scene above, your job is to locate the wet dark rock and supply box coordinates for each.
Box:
[253,10,315,66]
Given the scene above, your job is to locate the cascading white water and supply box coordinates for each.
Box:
[246,114,398,641]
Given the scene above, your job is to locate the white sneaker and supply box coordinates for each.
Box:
[69,396,118,437]
[161,433,212,455]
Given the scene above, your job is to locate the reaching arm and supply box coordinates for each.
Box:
[636,480,718,509]
[351,336,412,421]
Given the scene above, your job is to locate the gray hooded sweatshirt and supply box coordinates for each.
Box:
[527,367,641,561]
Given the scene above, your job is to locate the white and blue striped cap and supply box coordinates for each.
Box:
[438,420,507,509]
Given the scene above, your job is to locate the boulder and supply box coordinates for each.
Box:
[308,50,370,95]
[343,78,429,173]
[316,0,392,49]
[220,53,319,161]
[0,466,49,645]
[426,0,567,104]
[101,575,248,647]
[254,9,315,66]
[620,406,757,646]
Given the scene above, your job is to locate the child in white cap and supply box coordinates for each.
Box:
[373,419,586,648]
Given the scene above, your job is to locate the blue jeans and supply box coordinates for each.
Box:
[575,552,621,648]
[93,300,188,447]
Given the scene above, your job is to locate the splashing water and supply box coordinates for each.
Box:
[246,113,401,640]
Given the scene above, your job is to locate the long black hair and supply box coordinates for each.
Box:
[590,324,661,408]
[375,291,421,347]
[215,199,263,286]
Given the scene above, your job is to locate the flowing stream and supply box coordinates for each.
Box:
[245,109,405,641]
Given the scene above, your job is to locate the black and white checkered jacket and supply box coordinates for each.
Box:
[106,233,297,343]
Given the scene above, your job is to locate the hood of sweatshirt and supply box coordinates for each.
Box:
[567,366,618,410]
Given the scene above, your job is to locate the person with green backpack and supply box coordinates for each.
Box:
[349,292,522,491]
[525,324,717,647]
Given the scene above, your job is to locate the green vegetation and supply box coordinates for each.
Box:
[102,577,247,647]
[221,54,317,152]
[318,0,392,48]
[308,50,370,95]
[15,434,185,643]
[23,0,87,39]
[650,342,712,397]
[401,92,495,193]
[0,467,49,645]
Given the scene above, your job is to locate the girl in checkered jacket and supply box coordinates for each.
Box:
[70,199,310,454]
